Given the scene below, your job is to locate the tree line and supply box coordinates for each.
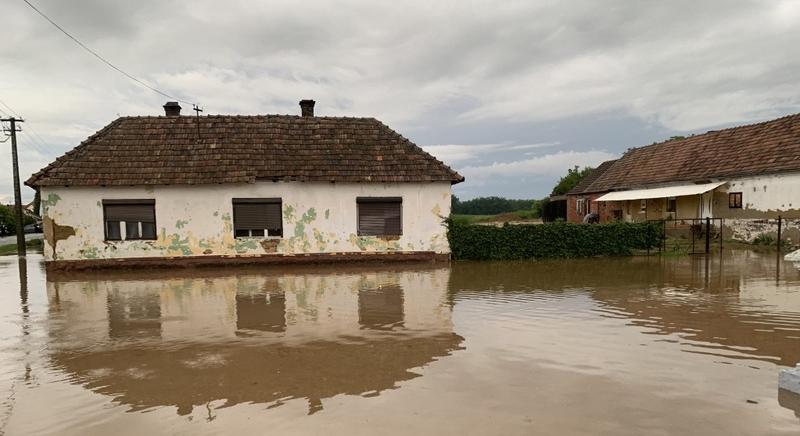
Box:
[0,204,36,236]
[451,196,540,215]
[452,165,594,217]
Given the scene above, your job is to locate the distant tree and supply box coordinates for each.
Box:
[0,205,15,236]
[33,189,41,217]
[0,204,35,236]
[550,166,594,196]
[451,195,462,213]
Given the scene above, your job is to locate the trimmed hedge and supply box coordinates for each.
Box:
[447,220,662,260]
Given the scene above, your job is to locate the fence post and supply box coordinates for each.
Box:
[705,217,711,254]
[777,215,782,252]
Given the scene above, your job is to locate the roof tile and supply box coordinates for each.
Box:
[27,115,463,187]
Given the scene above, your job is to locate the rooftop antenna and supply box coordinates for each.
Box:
[193,104,203,141]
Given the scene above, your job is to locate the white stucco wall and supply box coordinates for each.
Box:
[717,173,800,216]
[40,181,453,262]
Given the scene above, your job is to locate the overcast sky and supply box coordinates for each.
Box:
[2,0,799,203]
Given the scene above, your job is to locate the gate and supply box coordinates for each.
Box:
[651,217,724,255]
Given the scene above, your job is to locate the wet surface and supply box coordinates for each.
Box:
[1,251,800,435]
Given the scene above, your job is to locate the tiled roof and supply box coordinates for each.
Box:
[565,159,618,195]
[26,115,464,187]
[583,113,800,192]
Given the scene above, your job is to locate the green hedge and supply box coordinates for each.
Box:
[447,219,662,260]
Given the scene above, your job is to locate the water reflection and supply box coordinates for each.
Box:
[449,251,800,366]
[3,251,800,434]
[45,266,462,416]
[236,292,286,334]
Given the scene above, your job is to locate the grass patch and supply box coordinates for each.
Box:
[0,238,44,256]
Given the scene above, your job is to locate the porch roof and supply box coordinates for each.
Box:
[595,181,726,202]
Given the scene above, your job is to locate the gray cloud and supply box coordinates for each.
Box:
[1,0,799,202]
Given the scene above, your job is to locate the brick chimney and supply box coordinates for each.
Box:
[299,99,315,117]
[163,101,182,117]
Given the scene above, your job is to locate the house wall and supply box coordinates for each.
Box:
[39,181,452,262]
[567,193,619,223]
[712,173,800,220]
[620,198,669,223]
[592,173,800,241]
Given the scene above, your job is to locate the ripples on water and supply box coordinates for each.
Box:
[1,250,799,435]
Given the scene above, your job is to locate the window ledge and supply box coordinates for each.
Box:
[103,239,157,243]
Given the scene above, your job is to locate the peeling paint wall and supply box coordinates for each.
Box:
[713,173,800,219]
[40,182,453,262]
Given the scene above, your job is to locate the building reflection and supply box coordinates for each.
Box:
[45,265,462,416]
[108,290,162,339]
[358,285,404,330]
[236,292,286,334]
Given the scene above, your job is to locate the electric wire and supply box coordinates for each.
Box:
[21,0,195,106]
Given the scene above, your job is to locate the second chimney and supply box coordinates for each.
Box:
[299,99,315,117]
[163,101,182,117]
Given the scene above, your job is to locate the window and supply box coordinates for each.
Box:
[666,197,677,213]
[233,198,282,237]
[357,197,402,236]
[103,200,156,241]
[576,198,586,215]
[729,192,743,209]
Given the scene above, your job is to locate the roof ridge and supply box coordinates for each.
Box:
[634,112,800,151]
[585,111,800,192]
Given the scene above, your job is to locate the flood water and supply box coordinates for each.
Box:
[1,251,800,435]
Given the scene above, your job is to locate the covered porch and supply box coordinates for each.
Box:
[595,181,726,223]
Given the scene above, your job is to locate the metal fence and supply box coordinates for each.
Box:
[649,217,724,255]
[650,215,791,255]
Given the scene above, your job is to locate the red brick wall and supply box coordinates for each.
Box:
[567,193,620,223]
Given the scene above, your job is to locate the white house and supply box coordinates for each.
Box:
[27,100,463,269]
[566,113,800,242]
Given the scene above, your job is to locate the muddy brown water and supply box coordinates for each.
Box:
[1,251,800,435]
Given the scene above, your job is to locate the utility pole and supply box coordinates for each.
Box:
[2,117,26,257]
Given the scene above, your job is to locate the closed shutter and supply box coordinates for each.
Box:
[104,204,155,222]
[232,199,282,233]
[357,198,402,236]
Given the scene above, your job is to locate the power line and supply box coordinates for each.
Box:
[0,97,59,154]
[0,98,20,118]
[21,0,195,106]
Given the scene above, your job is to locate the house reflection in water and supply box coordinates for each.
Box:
[45,266,463,416]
